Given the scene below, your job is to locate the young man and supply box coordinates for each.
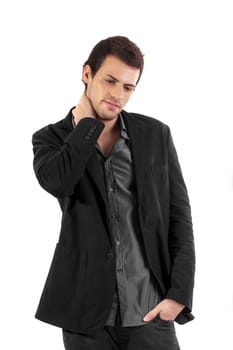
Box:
[32,36,195,350]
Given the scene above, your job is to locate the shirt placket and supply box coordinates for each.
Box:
[104,153,128,318]
[105,158,122,270]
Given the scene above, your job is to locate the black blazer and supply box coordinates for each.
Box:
[32,109,195,333]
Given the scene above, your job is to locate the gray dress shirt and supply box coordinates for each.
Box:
[72,112,162,327]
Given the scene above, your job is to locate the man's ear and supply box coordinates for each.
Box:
[82,65,92,84]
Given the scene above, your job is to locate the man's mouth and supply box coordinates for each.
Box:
[104,100,121,109]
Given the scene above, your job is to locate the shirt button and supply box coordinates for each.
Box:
[107,251,114,260]
[117,268,123,272]
[116,241,120,246]
[106,215,113,223]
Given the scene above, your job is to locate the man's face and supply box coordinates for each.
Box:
[83,55,140,121]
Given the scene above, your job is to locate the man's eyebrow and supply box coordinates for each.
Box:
[105,74,136,88]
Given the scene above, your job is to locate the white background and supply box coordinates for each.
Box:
[1,0,233,349]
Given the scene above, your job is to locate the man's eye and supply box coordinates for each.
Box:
[124,86,134,92]
[106,79,115,84]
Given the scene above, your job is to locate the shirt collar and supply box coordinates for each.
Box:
[119,113,130,141]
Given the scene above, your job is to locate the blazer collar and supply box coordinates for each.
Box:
[61,107,75,131]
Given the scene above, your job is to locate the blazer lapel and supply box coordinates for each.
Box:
[86,152,109,206]
[121,111,146,204]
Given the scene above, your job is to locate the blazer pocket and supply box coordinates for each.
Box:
[152,316,174,329]
[45,243,87,308]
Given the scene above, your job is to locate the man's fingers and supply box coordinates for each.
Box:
[143,305,160,322]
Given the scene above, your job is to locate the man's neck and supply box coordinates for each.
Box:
[97,115,121,137]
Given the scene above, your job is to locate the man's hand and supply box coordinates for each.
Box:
[72,93,97,125]
[143,299,185,322]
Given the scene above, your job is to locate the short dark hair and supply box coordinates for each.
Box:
[83,35,144,85]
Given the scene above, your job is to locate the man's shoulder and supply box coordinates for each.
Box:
[122,110,169,131]
[32,109,72,141]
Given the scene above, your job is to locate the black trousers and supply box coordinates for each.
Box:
[62,317,180,350]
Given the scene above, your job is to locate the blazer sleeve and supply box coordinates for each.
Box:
[164,127,195,321]
[32,117,104,198]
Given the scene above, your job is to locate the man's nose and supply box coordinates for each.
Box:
[110,84,124,100]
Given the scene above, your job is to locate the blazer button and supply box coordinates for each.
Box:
[107,251,114,260]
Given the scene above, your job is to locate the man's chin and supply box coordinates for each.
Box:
[96,113,119,121]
